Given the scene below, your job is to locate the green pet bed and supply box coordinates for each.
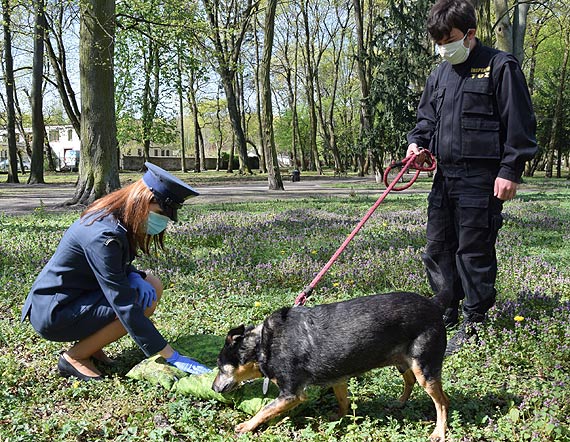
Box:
[126,334,320,416]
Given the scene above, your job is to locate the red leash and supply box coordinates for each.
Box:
[294,151,436,306]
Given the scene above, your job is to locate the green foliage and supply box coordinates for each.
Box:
[370,0,436,157]
[1,179,569,440]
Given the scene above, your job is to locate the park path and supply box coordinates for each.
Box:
[0,177,414,216]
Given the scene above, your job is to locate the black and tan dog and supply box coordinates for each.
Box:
[212,290,451,441]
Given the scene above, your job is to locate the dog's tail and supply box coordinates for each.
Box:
[422,252,455,311]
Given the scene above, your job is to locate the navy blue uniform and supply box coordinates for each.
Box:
[21,213,167,357]
[408,40,537,320]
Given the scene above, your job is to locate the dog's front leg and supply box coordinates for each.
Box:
[332,382,350,417]
[235,393,305,434]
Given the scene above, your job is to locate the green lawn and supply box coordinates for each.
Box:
[0,176,568,441]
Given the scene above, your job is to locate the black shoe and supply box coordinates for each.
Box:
[444,321,478,357]
[443,307,459,329]
[58,354,103,381]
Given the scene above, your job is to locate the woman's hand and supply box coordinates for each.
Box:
[166,351,212,375]
[127,272,157,309]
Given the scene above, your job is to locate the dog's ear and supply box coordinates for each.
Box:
[226,324,245,345]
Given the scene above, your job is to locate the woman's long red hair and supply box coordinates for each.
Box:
[81,180,164,255]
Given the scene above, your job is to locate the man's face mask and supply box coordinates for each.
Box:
[436,31,472,65]
[146,211,170,235]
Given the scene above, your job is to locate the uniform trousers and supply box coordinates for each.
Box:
[422,167,504,321]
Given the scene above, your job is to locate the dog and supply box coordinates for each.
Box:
[212,289,452,441]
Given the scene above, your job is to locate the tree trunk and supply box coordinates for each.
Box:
[253,20,267,173]
[300,0,321,174]
[202,0,255,175]
[141,38,160,162]
[29,0,46,184]
[177,47,187,172]
[220,72,248,173]
[493,0,513,53]
[187,69,202,172]
[216,85,224,171]
[199,125,207,171]
[493,0,530,64]
[2,0,19,183]
[70,0,119,206]
[260,0,283,190]
[512,2,530,64]
[281,9,301,170]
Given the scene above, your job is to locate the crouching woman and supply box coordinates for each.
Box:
[21,163,210,381]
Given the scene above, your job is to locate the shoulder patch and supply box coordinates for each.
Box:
[104,237,121,247]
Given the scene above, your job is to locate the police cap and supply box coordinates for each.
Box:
[142,162,199,221]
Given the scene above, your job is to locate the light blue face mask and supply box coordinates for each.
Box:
[146,211,170,235]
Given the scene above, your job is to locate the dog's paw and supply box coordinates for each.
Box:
[429,432,445,442]
[392,398,408,408]
[235,421,254,434]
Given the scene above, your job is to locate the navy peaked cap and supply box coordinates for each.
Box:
[142,162,199,221]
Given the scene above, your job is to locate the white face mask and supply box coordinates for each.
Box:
[436,32,471,65]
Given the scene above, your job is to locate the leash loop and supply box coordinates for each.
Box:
[294,150,436,307]
[383,151,436,191]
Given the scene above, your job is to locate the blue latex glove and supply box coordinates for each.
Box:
[127,272,157,309]
[166,351,212,375]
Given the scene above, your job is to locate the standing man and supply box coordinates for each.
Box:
[407,0,537,355]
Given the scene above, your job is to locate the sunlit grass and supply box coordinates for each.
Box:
[1,179,568,441]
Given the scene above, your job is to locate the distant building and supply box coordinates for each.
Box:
[0,124,80,171]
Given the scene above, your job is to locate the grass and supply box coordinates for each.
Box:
[0,175,569,441]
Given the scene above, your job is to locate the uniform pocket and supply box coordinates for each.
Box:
[461,118,501,159]
[426,189,448,242]
[432,87,446,115]
[459,196,489,228]
[462,81,494,116]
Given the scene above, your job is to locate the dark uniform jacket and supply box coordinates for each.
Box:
[21,213,167,357]
[408,39,537,182]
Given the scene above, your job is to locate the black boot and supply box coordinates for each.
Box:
[445,319,482,357]
[442,307,459,329]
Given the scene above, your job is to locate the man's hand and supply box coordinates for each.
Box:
[494,177,518,201]
[406,143,427,164]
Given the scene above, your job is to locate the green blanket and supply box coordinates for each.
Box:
[126,334,288,416]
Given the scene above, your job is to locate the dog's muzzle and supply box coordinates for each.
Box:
[212,372,238,393]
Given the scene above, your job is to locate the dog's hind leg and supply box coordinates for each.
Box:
[398,368,416,404]
[411,361,448,442]
[332,382,350,417]
[235,393,305,434]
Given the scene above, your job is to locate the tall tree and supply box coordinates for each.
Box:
[299,0,321,173]
[140,31,161,162]
[260,0,283,190]
[202,0,257,174]
[2,0,19,183]
[274,4,302,170]
[352,0,374,176]
[314,2,351,174]
[176,45,187,172]
[68,0,119,205]
[372,0,434,165]
[44,1,81,136]
[28,0,46,184]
